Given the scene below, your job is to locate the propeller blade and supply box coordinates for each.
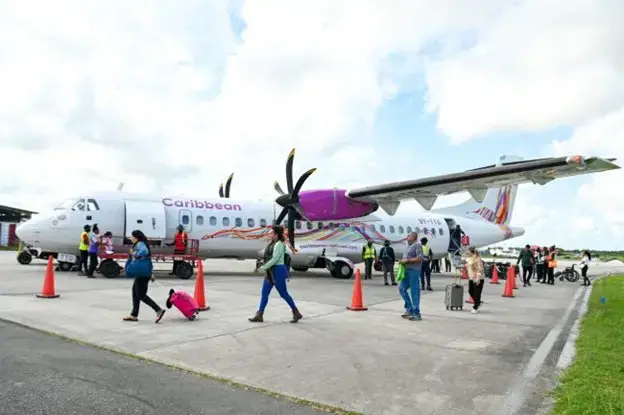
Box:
[292,167,316,196]
[274,181,286,195]
[275,207,289,225]
[225,173,234,198]
[287,212,296,248]
[286,148,295,193]
[219,184,224,198]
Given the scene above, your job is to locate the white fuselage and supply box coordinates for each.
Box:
[16,191,525,268]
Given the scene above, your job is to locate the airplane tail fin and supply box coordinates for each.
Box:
[436,155,521,226]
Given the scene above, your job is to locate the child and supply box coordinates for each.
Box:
[101,231,115,254]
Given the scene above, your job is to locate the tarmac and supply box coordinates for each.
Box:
[1,251,621,415]
[0,319,328,415]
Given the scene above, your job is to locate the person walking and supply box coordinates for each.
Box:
[379,240,396,286]
[249,225,302,324]
[466,247,485,314]
[78,224,91,276]
[420,237,433,291]
[534,247,544,282]
[398,232,424,321]
[516,244,535,287]
[361,240,377,280]
[579,250,591,286]
[122,230,166,323]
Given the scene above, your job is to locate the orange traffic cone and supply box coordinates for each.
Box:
[460,267,468,280]
[37,256,60,299]
[193,260,210,311]
[510,266,518,290]
[346,268,368,311]
[502,267,515,298]
[491,265,500,284]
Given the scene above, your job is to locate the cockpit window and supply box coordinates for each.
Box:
[86,199,100,211]
[71,200,86,211]
[54,199,75,210]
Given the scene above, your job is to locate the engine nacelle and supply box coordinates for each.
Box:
[297,189,378,221]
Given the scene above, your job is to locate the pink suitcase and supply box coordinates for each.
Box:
[166,289,199,320]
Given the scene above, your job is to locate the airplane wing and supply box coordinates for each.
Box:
[346,155,620,215]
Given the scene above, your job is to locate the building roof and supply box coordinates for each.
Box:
[0,204,38,222]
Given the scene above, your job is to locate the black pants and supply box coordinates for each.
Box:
[582,265,590,285]
[88,253,98,277]
[445,258,451,272]
[79,250,89,274]
[547,267,555,284]
[364,258,373,279]
[468,279,484,310]
[535,264,544,281]
[131,277,161,317]
[522,266,533,285]
[421,261,431,288]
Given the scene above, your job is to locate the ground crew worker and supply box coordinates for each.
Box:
[78,224,91,275]
[420,237,433,291]
[378,240,396,285]
[546,245,557,285]
[361,240,377,280]
[168,225,188,275]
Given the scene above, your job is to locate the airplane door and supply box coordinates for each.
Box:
[125,201,166,239]
[178,209,192,232]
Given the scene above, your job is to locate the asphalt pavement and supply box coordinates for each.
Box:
[0,319,327,415]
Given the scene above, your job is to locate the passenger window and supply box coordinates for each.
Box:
[398,226,404,234]
[431,228,436,236]
[86,199,100,211]
[371,225,376,231]
[339,224,346,231]
[196,215,204,226]
[71,200,85,211]
[389,225,395,234]
[182,215,190,225]
[439,228,444,236]
[380,225,386,233]
[407,226,412,233]
[248,218,255,227]
[415,227,421,235]
[209,216,217,226]
[306,222,313,230]
[235,217,242,227]
[318,222,324,229]
[260,218,267,227]
[423,227,428,235]
[223,217,230,226]
[296,221,302,230]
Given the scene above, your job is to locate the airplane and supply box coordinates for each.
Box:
[15,150,619,279]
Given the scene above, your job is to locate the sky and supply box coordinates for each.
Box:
[1,0,623,250]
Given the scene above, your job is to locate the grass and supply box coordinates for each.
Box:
[550,275,624,415]
[0,245,19,251]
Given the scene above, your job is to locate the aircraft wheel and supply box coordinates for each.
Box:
[58,261,73,272]
[333,261,354,279]
[176,262,194,279]
[17,251,33,265]
[99,259,121,278]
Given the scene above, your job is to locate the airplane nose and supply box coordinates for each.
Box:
[15,222,32,243]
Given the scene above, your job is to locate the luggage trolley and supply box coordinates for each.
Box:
[98,237,200,279]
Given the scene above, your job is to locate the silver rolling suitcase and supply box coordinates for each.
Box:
[445,274,464,311]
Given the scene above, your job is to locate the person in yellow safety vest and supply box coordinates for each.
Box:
[420,237,433,291]
[78,224,91,276]
[361,240,377,280]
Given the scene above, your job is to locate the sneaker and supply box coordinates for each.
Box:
[392,282,398,286]
[409,314,422,321]
[401,312,411,319]
[155,309,166,323]
[471,309,477,314]
[426,287,433,291]
[384,282,389,286]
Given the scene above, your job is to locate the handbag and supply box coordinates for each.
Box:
[396,263,406,282]
[125,257,153,278]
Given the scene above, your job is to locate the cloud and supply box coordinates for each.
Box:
[423,0,624,249]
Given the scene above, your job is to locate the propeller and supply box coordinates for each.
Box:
[218,173,234,198]
[273,148,317,248]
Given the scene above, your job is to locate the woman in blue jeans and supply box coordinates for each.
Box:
[248,225,303,324]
